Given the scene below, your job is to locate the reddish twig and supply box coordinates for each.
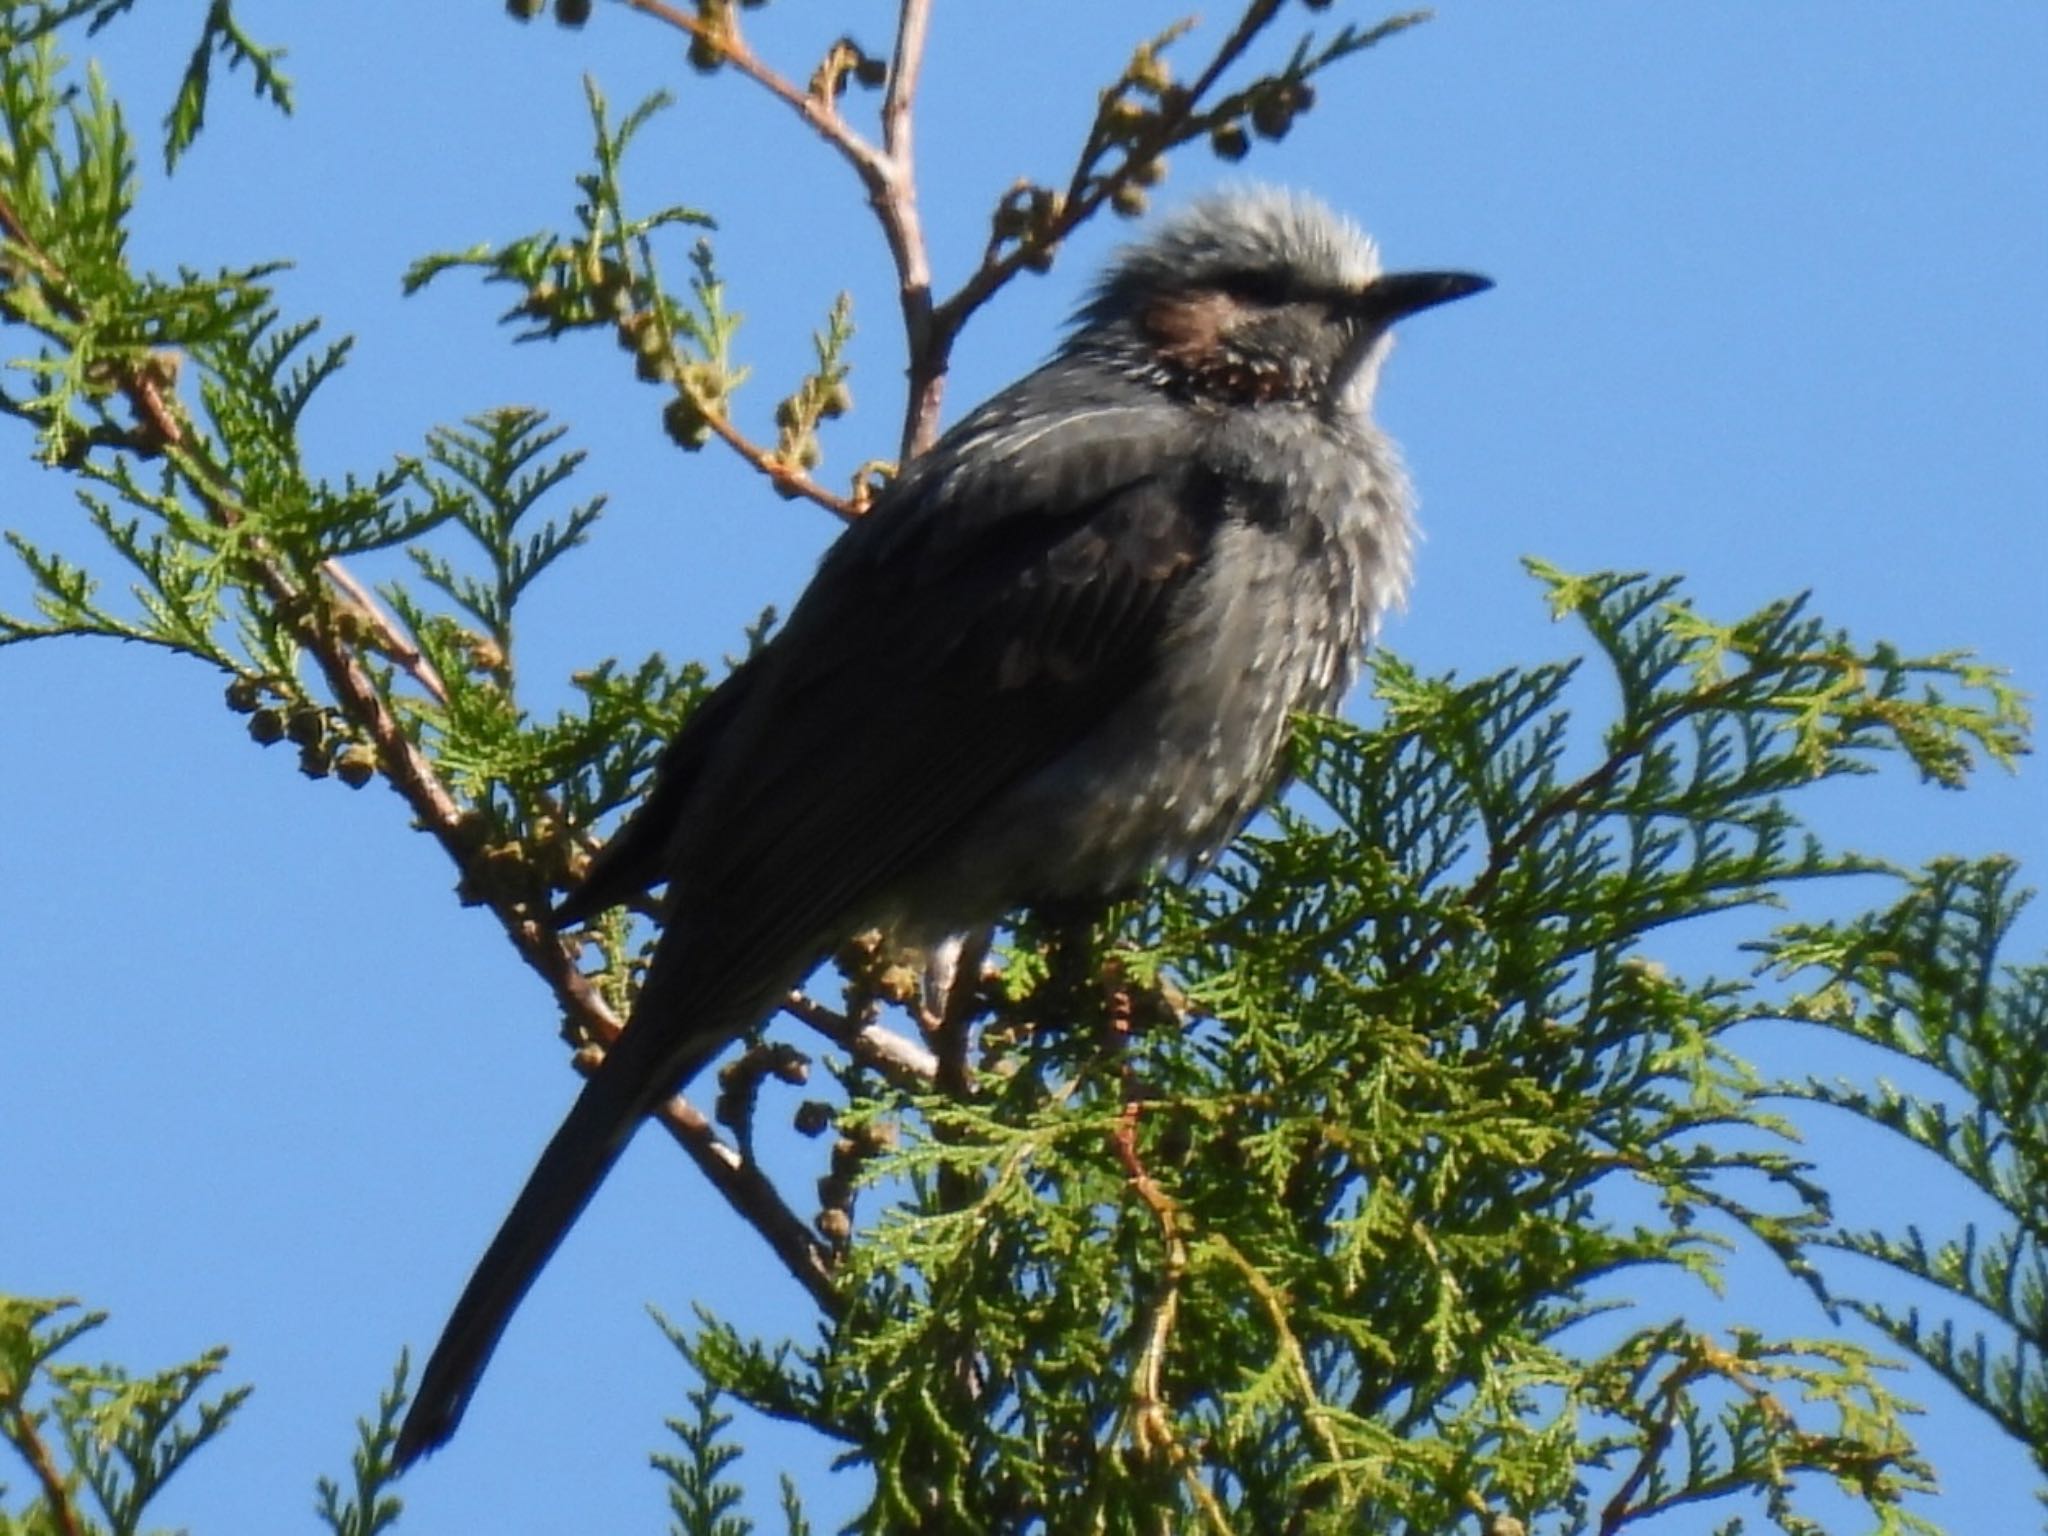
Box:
[1111,1081,1223,1532]
[691,391,858,521]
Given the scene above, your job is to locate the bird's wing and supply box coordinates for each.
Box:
[398,399,1218,1465]
[661,398,1218,980]
[553,653,762,927]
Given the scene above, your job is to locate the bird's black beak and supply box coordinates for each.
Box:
[1353,270,1493,324]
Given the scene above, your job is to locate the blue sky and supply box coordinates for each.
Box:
[3,3,2044,1531]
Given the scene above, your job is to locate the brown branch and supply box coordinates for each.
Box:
[1,188,450,704]
[664,1097,838,1310]
[931,0,1291,354]
[1113,1100,1184,1426]
[3,182,838,1311]
[783,990,940,1086]
[622,0,889,185]
[0,189,63,289]
[877,0,940,456]
[1598,1360,1691,1536]
[618,0,941,461]
[0,1393,84,1536]
[927,925,991,1098]
[318,556,447,703]
[692,390,857,521]
[568,1039,839,1313]
[3,182,607,1034]
[1100,980,1207,1523]
[0,209,447,795]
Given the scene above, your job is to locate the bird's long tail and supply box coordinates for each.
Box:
[393,987,738,1467]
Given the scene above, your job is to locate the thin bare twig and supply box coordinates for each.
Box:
[567,1038,839,1312]
[933,1,1290,348]
[665,1098,839,1309]
[877,0,939,456]
[318,556,447,702]
[783,990,940,1085]
[621,0,890,188]
[619,0,941,462]
[691,390,857,520]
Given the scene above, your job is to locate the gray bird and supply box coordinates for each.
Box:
[395,187,1487,1463]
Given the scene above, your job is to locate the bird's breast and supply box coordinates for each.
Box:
[895,417,1413,929]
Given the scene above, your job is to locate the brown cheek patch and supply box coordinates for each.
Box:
[1140,290,1301,405]
[1140,289,1244,371]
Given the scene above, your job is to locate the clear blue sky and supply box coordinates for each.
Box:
[4,4,2044,1531]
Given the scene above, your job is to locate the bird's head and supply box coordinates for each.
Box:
[1069,187,1489,412]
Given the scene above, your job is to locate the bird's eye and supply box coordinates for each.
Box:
[1214,270,1293,307]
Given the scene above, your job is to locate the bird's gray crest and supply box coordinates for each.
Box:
[1071,185,1382,334]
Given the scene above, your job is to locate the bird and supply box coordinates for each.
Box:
[394,186,1488,1464]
